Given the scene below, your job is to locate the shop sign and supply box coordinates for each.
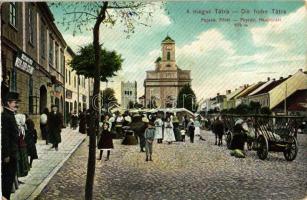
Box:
[15,52,35,74]
[66,90,72,99]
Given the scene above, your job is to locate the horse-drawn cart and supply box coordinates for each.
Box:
[222,114,303,161]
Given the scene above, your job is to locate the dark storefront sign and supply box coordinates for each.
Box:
[14,51,35,75]
[66,90,72,99]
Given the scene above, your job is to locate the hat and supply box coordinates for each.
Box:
[133,113,141,117]
[51,104,58,108]
[6,92,20,102]
[235,119,244,125]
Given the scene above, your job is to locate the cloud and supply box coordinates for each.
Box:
[251,6,306,51]
[63,34,91,52]
[177,29,235,57]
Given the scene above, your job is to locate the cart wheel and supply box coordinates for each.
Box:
[283,136,298,161]
[257,135,268,160]
[225,131,232,149]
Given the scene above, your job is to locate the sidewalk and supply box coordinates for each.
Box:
[11,127,86,200]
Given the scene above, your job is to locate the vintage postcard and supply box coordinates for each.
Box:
[1,1,306,200]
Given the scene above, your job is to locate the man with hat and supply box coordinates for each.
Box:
[1,92,20,199]
[48,104,64,151]
[130,112,147,152]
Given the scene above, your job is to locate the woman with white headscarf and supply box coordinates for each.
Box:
[15,113,30,177]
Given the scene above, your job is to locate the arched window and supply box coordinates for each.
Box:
[167,52,170,61]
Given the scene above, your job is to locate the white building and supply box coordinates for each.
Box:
[121,81,137,109]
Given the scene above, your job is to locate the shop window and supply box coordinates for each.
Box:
[9,2,17,28]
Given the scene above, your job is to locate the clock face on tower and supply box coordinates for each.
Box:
[165,45,172,50]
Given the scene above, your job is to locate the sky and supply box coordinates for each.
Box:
[50,1,306,103]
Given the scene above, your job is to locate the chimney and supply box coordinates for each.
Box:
[267,77,270,81]
[288,75,292,78]
[226,90,231,95]
[217,93,220,96]
[299,68,303,72]
[273,78,276,81]
[279,76,283,80]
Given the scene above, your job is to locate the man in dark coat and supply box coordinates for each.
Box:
[48,104,63,151]
[79,109,87,134]
[130,113,147,152]
[1,92,20,199]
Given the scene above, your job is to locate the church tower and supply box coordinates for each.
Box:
[160,35,177,71]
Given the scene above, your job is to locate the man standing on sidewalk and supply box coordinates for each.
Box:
[48,104,63,151]
[1,92,20,199]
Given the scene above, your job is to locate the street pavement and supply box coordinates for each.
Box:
[11,128,86,200]
[36,130,307,200]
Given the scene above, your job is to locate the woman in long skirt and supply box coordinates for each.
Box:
[163,117,176,144]
[40,108,49,144]
[97,122,114,161]
[194,117,201,137]
[15,114,30,177]
[154,115,163,143]
[25,116,38,167]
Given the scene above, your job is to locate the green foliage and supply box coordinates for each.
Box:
[177,84,197,112]
[70,44,123,81]
[225,101,272,115]
[128,101,134,109]
[249,101,261,114]
[260,107,272,115]
[235,104,250,115]
[102,88,118,110]
[155,57,161,63]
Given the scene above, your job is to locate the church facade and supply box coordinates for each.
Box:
[144,36,192,108]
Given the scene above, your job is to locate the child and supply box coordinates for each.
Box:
[97,122,114,161]
[25,116,38,167]
[180,127,186,142]
[144,121,155,162]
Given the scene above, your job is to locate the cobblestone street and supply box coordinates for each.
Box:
[37,130,307,200]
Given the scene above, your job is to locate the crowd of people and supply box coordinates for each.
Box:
[1,91,66,200]
[0,90,253,199]
[95,111,204,162]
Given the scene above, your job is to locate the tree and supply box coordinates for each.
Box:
[50,2,155,199]
[260,107,272,115]
[235,104,250,115]
[102,88,118,111]
[70,44,123,81]
[128,100,134,109]
[249,101,261,114]
[177,84,197,112]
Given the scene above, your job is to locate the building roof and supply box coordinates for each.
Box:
[272,89,307,111]
[250,78,288,96]
[66,46,76,57]
[236,82,265,98]
[37,3,67,47]
[227,87,246,100]
[162,35,175,43]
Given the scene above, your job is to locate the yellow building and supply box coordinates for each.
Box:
[144,36,191,108]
